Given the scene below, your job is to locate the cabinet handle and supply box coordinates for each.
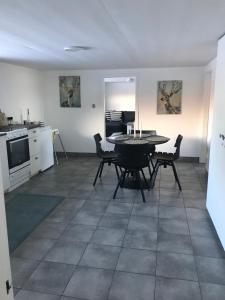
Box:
[34,139,37,142]
[35,157,38,160]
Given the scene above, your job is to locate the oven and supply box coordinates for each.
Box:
[7,135,30,174]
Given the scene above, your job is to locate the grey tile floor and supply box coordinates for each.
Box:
[6,157,225,300]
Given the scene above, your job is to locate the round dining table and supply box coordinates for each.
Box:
[107,134,170,189]
[107,133,169,146]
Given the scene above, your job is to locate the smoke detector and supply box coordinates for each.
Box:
[64,46,92,52]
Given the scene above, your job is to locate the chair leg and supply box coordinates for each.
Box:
[137,171,146,203]
[121,169,128,187]
[141,169,150,191]
[172,162,182,190]
[113,171,126,199]
[150,161,160,188]
[93,162,103,186]
[99,162,104,178]
[115,164,120,180]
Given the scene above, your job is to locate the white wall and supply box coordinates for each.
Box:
[43,67,204,156]
[0,62,44,123]
[105,81,136,111]
[207,36,225,250]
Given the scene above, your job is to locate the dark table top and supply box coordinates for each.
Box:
[107,134,170,145]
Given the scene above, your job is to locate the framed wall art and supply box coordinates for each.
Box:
[157,80,182,114]
[59,76,81,107]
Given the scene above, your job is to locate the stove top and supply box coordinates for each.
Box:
[1,128,28,140]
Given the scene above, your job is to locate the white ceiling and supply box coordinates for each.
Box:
[0,0,225,70]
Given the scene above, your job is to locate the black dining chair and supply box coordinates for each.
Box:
[93,133,120,186]
[113,143,150,202]
[151,134,183,190]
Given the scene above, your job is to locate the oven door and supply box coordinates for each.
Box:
[7,135,30,173]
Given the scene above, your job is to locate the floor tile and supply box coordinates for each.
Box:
[184,199,206,209]
[60,224,95,242]
[24,261,75,295]
[160,189,183,199]
[159,197,184,207]
[30,221,67,239]
[11,257,39,288]
[192,236,225,258]
[56,198,85,212]
[159,218,189,235]
[15,290,60,300]
[44,240,87,265]
[116,248,156,275]
[128,215,158,232]
[60,297,81,300]
[186,208,209,221]
[46,209,75,223]
[12,238,55,260]
[108,271,155,300]
[156,251,198,281]
[159,206,186,220]
[155,277,201,300]
[196,256,225,285]
[67,189,92,199]
[81,200,108,214]
[99,213,129,229]
[132,203,158,217]
[188,219,216,238]
[200,282,225,300]
[79,243,120,269]
[71,210,102,226]
[106,202,133,215]
[157,232,193,254]
[123,230,157,250]
[91,228,125,246]
[64,266,113,300]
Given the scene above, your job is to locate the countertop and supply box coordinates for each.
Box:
[0,123,41,133]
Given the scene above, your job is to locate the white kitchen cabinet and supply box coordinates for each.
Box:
[39,126,54,171]
[0,136,10,192]
[28,126,54,176]
[28,128,41,176]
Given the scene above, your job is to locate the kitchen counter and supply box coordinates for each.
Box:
[0,123,41,133]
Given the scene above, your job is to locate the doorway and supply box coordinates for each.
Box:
[104,77,136,150]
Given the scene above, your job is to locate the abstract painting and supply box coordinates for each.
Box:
[59,76,81,107]
[157,80,182,114]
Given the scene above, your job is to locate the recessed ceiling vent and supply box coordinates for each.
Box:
[64,46,92,52]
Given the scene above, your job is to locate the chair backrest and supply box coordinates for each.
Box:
[94,133,104,156]
[131,130,156,136]
[116,143,149,169]
[174,134,183,159]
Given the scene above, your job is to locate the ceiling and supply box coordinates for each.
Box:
[0,0,225,70]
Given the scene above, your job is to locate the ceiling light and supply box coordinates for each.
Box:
[64,46,92,52]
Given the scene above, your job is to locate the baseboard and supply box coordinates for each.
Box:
[179,157,199,163]
[56,151,96,158]
[56,151,199,162]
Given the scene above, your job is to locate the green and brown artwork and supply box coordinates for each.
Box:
[59,76,81,107]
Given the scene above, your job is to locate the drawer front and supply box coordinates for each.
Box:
[29,137,40,156]
[28,128,40,138]
[30,155,40,176]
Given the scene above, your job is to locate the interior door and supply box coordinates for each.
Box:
[206,35,225,250]
[0,161,14,300]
